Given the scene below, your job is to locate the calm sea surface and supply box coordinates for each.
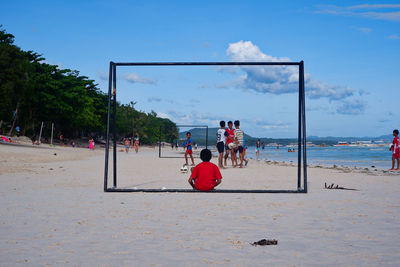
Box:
[244,145,392,170]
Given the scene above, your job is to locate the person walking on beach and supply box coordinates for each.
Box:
[233,120,245,168]
[184,132,195,166]
[188,149,222,191]
[243,136,249,167]
[134,138,139,153]
[216,120,228,169]
[89,137,95,150]
[124,138,130,153]
[390,129,400,171]
[59,133,64,146]
[224,121,236,167]
[256,139,261,156]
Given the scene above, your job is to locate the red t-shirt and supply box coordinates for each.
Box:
[393,136,399,155]
[225,128,235,144]
[190,162,222,191]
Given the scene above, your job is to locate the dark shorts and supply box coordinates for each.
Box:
[225,143,232,151]
[238,145,244,153]
[217,142,224,153]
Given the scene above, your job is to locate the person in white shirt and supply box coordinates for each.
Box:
[216,121,228,169]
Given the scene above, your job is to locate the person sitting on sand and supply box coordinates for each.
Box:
[184,132,195,166]
[188,149,222,191]
[390,129,399,171]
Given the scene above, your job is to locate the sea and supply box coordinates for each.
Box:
[244,145,393,170]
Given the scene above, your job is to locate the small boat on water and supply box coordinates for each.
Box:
[334,141,349,147]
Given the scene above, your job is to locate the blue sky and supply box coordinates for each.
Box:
[2,0,399,137]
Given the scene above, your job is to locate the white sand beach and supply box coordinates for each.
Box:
[0,144,399,266]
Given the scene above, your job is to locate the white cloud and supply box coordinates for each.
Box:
[147,96,162,102]
[166,110,221,125]
[157,112,170,119]
[225,40,356,101]
[315,4,400,22]
[123,73,156,85]
[98,72,157,85]
[349,4,400,10]
[336,99,366,115]
[98,71,109,81]
[388,34,400,39]
[351,26,372,34]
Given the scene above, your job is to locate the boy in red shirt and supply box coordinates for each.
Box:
[224,121,236,167]
[390,129,399,171]
[188,149,222,191]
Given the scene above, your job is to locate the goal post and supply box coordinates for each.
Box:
[103,61,307,193]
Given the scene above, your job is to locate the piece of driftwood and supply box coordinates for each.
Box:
[251,239,278,246]
[324,183,358,191]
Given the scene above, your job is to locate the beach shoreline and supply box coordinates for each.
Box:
[1,143,399,266]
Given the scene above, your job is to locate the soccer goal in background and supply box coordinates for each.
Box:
[103,61,307,193]
[158,124,209,158]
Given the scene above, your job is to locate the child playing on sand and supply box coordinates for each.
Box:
[188,149,222,191]
[390,129,399,171]
[184,132,194,166]
[89,138,95,150]
[124,138,130,153]
[216,121,228,168]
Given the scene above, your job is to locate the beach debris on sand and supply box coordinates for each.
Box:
[324,183,358,191]
[251,239,278,246]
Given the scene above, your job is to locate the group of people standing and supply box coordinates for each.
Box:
[216,120,248,169]
[124,137,140,154]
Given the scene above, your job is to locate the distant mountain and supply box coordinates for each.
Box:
[179,128,394,146]
[179,127,299,146]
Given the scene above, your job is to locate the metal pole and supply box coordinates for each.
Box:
[300,61,308,193]
[159,125,162,158]
[104,62,113,191]
[38,121,44,144]
[113,64,117,188]
[206,126,208,149]
[297,65,302,190]
[50,122,54,146]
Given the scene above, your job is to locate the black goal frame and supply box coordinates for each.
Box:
[104,61,307,193]
[158,124,209,158]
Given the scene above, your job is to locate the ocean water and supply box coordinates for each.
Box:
[244,145,393,170]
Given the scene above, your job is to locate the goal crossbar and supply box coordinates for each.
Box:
[104,61,307,193]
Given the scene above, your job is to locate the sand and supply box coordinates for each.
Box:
[0,143,399,266]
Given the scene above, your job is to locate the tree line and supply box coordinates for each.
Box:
[0,27,178,144]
